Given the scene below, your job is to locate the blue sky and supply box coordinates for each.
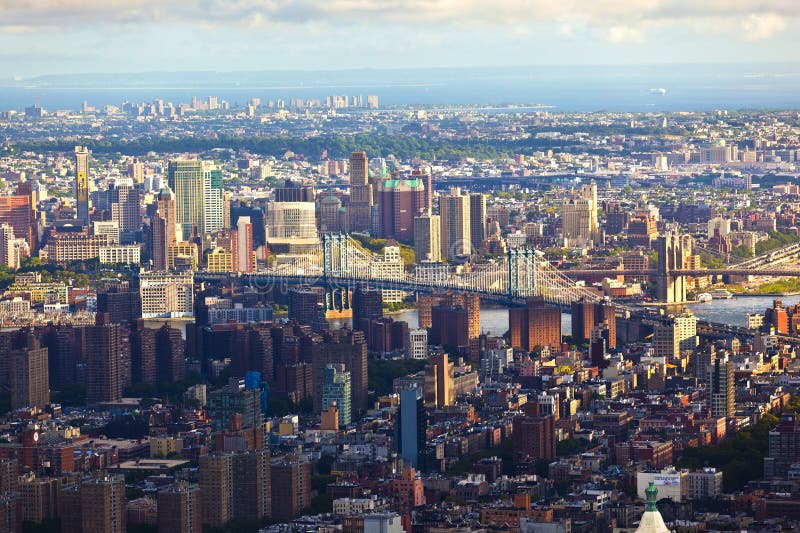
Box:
[1,0,798,77]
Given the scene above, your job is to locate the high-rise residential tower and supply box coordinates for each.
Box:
[151,187,177,271]
[469,193,487,252]
[439,188,471,261]
[413,214,441,263]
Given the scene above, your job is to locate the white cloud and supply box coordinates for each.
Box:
[741,13,787,41]
[0,0,795,43]
[607,25,645,44]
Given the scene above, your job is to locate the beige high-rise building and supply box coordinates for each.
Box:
[562,182,599,248]
[414,214,441,263]
[10,334,49,410]
[439,188,471,261]
[469,193,487,252]
[653,310,697,362]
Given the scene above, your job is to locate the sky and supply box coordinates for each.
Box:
[1,0,799,78]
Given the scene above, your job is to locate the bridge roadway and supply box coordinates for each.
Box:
[562,268,800,277]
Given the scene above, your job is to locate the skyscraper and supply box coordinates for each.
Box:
[155,324,185,383]
[397,387,425,468]
[75,146,90,226]
[0,196,35,249]
[168,159,221,240]
[232,216,254,273]
[562,182,599,248]
[288,286,324,327]
[708,354,734,419]
[108,180,142,238]
[352,285,383,331]
[10,334,49,410]
[377,178,427,242]
[151,187,177,271]
[469,193,487,252]
[413,214,441,263]
[348,152,373,233]
[439,188,471,261]
[322,364,352,426]
[85,320,129,404]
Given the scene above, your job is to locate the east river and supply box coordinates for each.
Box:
[147,295,798,339]
[331,295,800,337]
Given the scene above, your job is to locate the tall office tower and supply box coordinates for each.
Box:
[426,353,453,408]
[127,161,145,184]
[509,297,562,352]
[397,387,425,468]
[168,159,206,240]
[199,454,232,528]
[439,188,471,261]
[156,324,185,383]
[322,364,352,426]
[414,214,441,262]
[349,151,368,186]
[288,286,323,326]
[512,414,556,461]
[571,297,617,348]
[311,330,368,415]
[75,146,90,226]
[763,414,800,480]
[352,285,383,330]
[80,475,126,533]
[562,182,599,248]
[151,187,177,270]
[85,320,129,404]
[270,457,312,522]
[708,354,735,419]
[157,482,201,533]
[377,178,427,242]
[652,310,697,361]
[232,216,254,273]
[10,335,49,410]
[0,195,35,250]
[469,193,487,252]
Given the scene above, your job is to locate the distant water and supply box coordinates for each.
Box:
[5,64,800,112]
[686,295,800,327]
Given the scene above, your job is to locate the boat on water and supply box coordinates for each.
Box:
[697,293,713,303]
[709,288,733,299]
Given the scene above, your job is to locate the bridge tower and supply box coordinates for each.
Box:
[655,232,688,303]
[322,233,352,313]
[322,233,350,278]
[507,248,537,299]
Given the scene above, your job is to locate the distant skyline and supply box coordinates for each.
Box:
[0,0,799,77]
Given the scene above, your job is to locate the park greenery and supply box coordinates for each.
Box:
[752,277,800,295]
[755,230,800,256]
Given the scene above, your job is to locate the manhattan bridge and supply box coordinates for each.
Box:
[194,232,800,310]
